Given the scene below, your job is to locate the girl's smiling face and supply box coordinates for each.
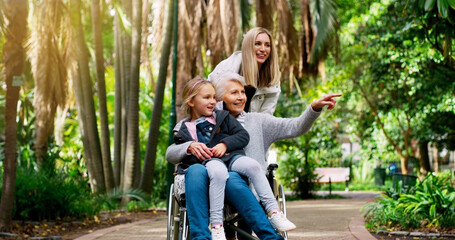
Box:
[188,84,216,121]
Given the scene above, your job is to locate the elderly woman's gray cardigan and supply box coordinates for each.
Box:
[166,105,321,173]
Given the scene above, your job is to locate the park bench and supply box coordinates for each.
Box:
[314,167,350,195]
[392,173,417,193]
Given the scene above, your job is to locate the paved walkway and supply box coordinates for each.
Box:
[75,191,379,240]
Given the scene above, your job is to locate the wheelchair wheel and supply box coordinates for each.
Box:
[277,184,288,240]
[167,184,177,240]
[167,184,190,240]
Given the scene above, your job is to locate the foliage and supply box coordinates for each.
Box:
[331,0,455,174]
[364,170,455,231]
[95,187,150,212]
[274,88,342,198]
[4,168,98,221]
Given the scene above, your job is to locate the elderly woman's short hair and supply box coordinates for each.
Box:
[212,72,246,100]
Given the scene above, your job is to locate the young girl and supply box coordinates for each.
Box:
[173,77,295,240]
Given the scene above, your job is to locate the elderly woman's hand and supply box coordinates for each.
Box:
[311,94,342,112]
[188,142,213,161]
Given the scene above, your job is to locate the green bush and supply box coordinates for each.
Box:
[364,170,455,231]
[12,168,99,221]
[95,187,150,211]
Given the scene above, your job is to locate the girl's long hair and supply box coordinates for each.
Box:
[241,27,280,88]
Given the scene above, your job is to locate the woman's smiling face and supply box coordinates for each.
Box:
[254,32,271,67]
[222,80,246,117]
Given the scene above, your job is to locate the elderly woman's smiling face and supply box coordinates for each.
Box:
[222,80,246,117]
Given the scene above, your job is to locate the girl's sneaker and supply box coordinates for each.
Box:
[268,211,296,232]
[211,225,226,240]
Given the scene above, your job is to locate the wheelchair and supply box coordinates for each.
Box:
[167,163,288,240]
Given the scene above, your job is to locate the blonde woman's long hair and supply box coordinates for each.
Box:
[181,77,215,117]
[241,27,280,88]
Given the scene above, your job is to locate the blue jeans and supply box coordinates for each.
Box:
[185,164,283,240]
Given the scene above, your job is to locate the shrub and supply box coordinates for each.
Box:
[364,170,455,231]
[95,188,150,211]
[12,168,99,221]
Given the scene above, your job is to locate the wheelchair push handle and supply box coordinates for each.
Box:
[268,163,278,171]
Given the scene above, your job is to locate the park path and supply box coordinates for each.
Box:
[75,191,379,240]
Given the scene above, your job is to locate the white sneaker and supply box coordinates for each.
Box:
[269,211,296,232]
[211,225,226,240]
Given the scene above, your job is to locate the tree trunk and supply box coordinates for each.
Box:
[91,0,115,191]
[123,0,142,192]
[175,0,204,120]
[276,0,299,89]
[220,0,240,56]
[255,0,273,31]
[300,0,318,77]
[140,0,175,194]
[207,0,225,67]
[418,140,432,176]
[432,143,440,172]
[70,0,106,193]
[141,0,155,89]
[113,13,123,187]
[399,156,409,174]
[113,1,132,188]
[0,0,28,231]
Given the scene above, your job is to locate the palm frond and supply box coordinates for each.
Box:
[309,0,339,63]
[28,0,68,161]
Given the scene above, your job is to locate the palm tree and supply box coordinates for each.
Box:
[276,0,299,90]
[91,0,115,191]
[207,0,225,67]
[28,0,67,168]
[140,0,176,194]
[68,0,106,193]
[0,0,28,231]
[299,0,339,80]
[255,0,273,30]
[174,0,205,120]
[113,0,132,188]
[122,0,142,192]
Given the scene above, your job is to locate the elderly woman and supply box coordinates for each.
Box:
[166,73,341,240]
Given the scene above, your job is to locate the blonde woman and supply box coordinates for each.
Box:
[208,27,280,115]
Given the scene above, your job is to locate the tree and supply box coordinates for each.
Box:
[68,0,106,193]
[255,0,274,30]
[91,0,115,191]
[343,0,455,174]
[28,0,67,168]
[299,0,339,81]
[122,0,142,192]
[0,0,28,231]
[412,0,455,67]
[140,0,176,194]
